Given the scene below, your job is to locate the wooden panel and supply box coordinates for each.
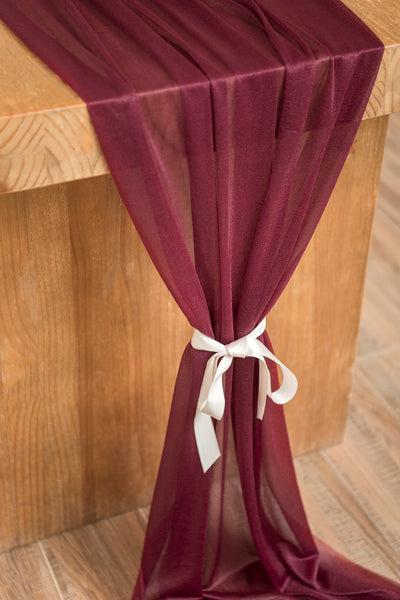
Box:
[1,1,400,193]
[270,115,390,454]
[0,175,190,551]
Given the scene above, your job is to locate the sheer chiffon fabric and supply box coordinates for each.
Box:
[2,1,400,598]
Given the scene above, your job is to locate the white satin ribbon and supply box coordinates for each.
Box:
[191,318,298,472]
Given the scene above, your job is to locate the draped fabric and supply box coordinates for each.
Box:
[2,1,400,599]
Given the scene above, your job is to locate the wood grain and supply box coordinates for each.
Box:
[1,0,400,193]
[38,510,146,600]
[0,175,190,551]
[342,0,400,119]
[296,355,400,580]
[0,543,62,600]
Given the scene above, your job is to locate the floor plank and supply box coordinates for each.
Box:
[295,450,400,581]
[39,511,146,600]
[0,543,62,600]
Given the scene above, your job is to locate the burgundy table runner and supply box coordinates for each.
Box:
[2,1,400,598]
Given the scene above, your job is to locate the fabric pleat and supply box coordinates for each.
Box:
[2,1,399,598]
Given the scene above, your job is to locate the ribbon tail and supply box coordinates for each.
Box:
[197,354,220,413]
[252,339,298,407]
[269,359,298,405]
[256,358,271,419]
[194,411,221,473]
[204,355,232,419]
[194,353,231,471]
[261,349,298,405]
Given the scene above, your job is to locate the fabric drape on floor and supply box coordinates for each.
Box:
[2,1,400,598]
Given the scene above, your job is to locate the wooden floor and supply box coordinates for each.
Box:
[1,114,399,599]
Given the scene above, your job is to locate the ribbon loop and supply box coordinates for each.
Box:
[191,318,298,472]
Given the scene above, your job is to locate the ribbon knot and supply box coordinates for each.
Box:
[191,318,298,472]
[225,338,250,357]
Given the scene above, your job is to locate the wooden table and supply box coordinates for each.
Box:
[0,2,399,552]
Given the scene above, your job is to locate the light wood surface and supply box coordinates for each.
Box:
[1,0,400,193]
[0,111,398,593]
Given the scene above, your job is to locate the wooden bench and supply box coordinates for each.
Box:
[0,1,399,552]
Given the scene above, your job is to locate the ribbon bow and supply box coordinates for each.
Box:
[191,318,298,472]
